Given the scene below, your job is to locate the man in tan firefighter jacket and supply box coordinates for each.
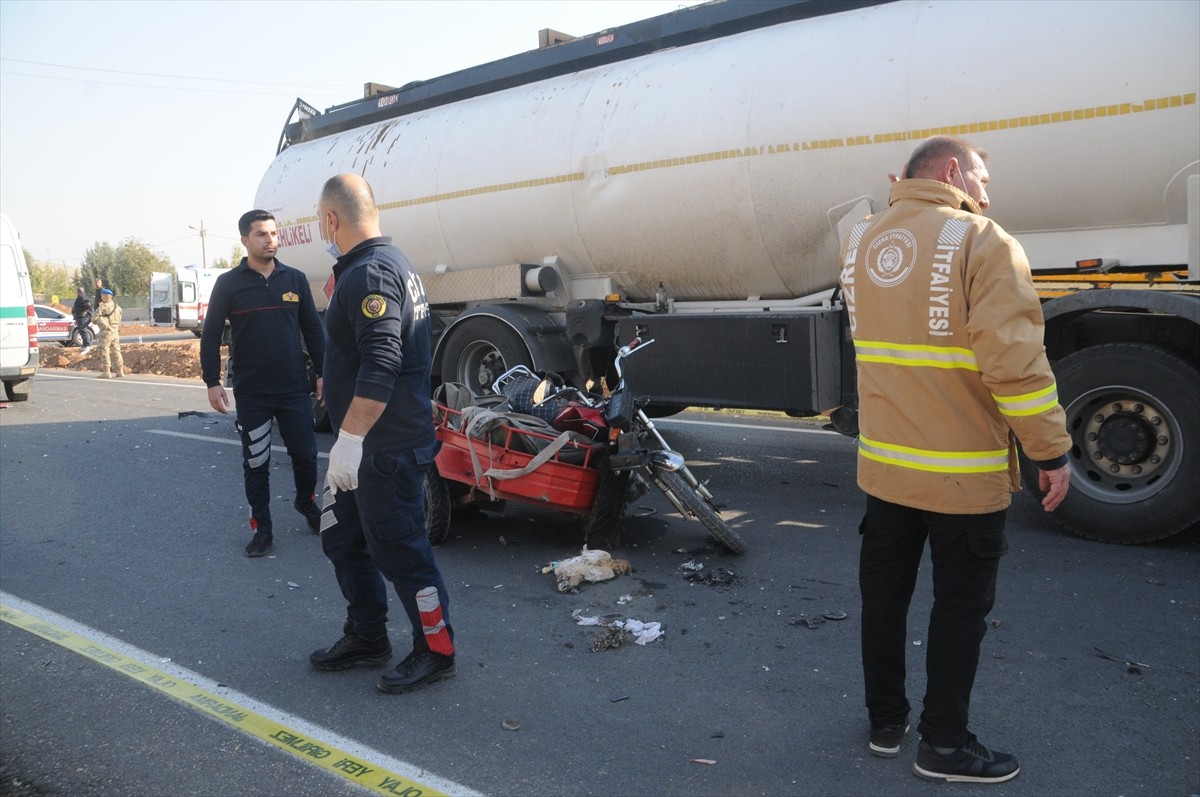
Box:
[838,136,1071,784]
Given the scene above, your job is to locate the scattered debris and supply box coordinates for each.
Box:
[616,594,634,605]
[791,614,825,629]
[690,758,716,766]
[1094,646,1150,674]
[547,547,631,592]
[501,717,521,731]
[590,626,626,651]
[574,609,664,647]
[632,506,656,517]
[286,582,300,589]
[823,610,847,621]
[991,618,1002,629]
[681,561,737,587]
[611,695,630,703]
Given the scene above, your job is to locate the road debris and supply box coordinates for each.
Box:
[574,609,664,647]
[1094,647,1150,674]
[681,561,737,587]
[545,547,631,592]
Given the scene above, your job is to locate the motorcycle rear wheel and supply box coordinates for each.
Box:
[583,468,630,549]
[651,467,746,554]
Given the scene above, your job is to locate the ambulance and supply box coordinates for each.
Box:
[0,213,37,402]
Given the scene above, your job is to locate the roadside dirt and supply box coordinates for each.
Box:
[37,323,202,379]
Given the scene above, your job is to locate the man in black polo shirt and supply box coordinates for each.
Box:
[200,209,326,557]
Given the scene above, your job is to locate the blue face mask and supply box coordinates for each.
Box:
[325,240,341,260]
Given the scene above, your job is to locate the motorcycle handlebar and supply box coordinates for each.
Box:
[614,337,655,378]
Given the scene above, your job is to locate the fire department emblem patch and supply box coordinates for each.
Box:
[866,229,918,288]
[361,294,387,318]
[282,291,299,303]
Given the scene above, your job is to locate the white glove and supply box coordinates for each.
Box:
[326,431,365,494]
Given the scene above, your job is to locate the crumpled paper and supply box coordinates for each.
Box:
[573,610,663,645]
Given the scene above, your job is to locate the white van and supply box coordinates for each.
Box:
[0,212,38,401]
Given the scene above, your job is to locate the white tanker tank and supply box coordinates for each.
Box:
[258,0,1198,304]
[256,0,1200,545]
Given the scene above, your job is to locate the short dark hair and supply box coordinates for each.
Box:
[238,209,275,236]
[902,136,989,180]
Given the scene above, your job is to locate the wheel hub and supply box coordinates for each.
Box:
[1094,410,1156,465]
[1082,401,1170,478]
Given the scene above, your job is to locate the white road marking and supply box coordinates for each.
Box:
[656,417,842,436]
[148,429,330,459]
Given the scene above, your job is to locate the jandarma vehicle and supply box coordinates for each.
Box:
[33,304,98,347]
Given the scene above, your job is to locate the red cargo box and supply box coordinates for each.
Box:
[434,404,602,513]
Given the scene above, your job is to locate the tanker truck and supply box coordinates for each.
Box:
[254,0,1199,544]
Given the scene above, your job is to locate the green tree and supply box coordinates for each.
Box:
[211,244,244,270]
[114,238,172,296]
[24,247,73,302]
[79,241,118,293]
[79,238,172,295]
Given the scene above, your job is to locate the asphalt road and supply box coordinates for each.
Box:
[1,371,1197,797]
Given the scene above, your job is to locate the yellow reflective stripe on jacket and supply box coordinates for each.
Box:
[858,435,1009,474]
[853,340,979,371]
[992,383,1060,417]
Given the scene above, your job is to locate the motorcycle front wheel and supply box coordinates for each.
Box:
[650,467,747,554]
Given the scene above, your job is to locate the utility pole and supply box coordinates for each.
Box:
[189,220,208,268]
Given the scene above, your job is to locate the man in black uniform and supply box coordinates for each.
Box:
[200,210,325,557]
[71,287,93,352]
[309,173,455,695]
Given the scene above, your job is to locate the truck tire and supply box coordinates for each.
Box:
[4,378,32,402]
[651,467,747,554]
[440,317,532,396]
[425,470,452,544]
[1022,343,1200,543]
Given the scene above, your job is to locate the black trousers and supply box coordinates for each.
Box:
[859,494,1007,748]
[234,392,318,535]
[319,441,453,653]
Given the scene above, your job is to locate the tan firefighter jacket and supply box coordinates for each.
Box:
[838,179,1070,514]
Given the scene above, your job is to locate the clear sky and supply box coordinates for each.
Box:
[0,0,700,272]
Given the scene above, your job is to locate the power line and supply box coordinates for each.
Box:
[0,56,351,91]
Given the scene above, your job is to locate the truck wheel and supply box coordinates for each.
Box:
[425,470,452,544]
[1022,343,1200,543]
[4,378,32,402]
[440,317,532,396]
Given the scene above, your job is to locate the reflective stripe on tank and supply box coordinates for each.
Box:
[854,340,979,371]
[858,434,1008,474]
[992,383,1060,417]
